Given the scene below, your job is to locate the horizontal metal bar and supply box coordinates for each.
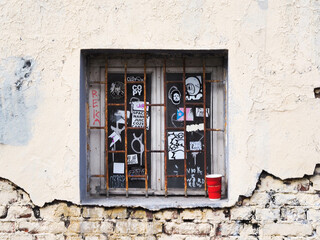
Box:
[90,175,105,178]
[127,127,144,130]
[167,175,184,178]
[147,103,165,106]
[89,126,105,129]
[109,150,125,153]
[127,81,144,84]
[108,103,125,106]
[206,128,224,132]
[186,150,204,153]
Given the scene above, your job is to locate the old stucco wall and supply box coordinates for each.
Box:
[0,0,320,206]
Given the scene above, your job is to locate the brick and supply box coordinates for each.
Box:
[130,209,147,219]
[114,221,129,233]
[6,205,34,220]
[242,192,270,206]
[67,221,81,233]
[83,236,99,240]
[230,207,254,221]
[157,234,186,240]
[110,208,127,219]
[82,207,104,219]
[307,209,320,221]
[0,221,15,233]
[257,176,286,192]
[129,220,147,234]
[217,222,240,236]
[203,209,227,222]
[0,191,17,205]
[185,237,210,240]
[80,221,100,233]
[273,193,300,206]
[164,222,211,235]
[33,233,60,240]
[146,222,163,235]
[18,220,66,234]
[310,175,320,191]
[100,221,114,232]
[0,206,8,218]
[280,207,307,222]
[255,208,280,222]
[154,210,178,221]
[181,209,202,221]
[261,223,312,236]
[11,233,33,240]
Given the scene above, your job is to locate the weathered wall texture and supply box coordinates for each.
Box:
[2,169,320,239]
[1,0,320,206]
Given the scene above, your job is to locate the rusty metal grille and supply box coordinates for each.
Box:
[86,54,227,198]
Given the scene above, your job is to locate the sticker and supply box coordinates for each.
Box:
[131,111,150,130]
[127,76,143,82]
[177,108,194,121]
[132,101,149,111]
[190,141,202,150]
[186,76,203,101]
[109,132,121,147]
[195,108,209,117]
[132,84,143,96]
[131,133,144,165]
[113,162,124,174]
[110,81,124,99]
[168,86,181,105]
[168,131,184,160]
[186,123,204,132]
[114,110,130,124]
[128,154,138,165]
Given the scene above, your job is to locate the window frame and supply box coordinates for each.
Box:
[82,50,228,201]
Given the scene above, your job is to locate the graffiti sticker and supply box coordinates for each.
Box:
[168,86,181,105]
[177,108,194,121]
[186,76,203,101]
[110,81,124,99]
[168,131,184,160]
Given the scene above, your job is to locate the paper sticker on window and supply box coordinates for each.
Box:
[177,108,194,121]
[132,101,149,111]
[168,131,184,160]
[186,76,203,101]
[195,108,209,117]
[131,111,150,129]
[113,162,124,174]
[127,154,138,165]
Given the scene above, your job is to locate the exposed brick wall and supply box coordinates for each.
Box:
[1,171,320,239]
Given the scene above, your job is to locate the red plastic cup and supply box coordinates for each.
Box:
[206,174,222,200]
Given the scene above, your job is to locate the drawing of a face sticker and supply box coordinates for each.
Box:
[110,81,124,99]
[168,86,181,105]
[186,76,203,100]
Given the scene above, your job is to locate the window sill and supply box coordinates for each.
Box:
[81,196,229,210]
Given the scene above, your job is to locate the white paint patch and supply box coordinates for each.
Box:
[186,123,204,132]
[0,57,40,145]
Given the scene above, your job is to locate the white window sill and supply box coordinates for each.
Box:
[81,196,229,210]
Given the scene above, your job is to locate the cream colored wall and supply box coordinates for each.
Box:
[0,0,319,206]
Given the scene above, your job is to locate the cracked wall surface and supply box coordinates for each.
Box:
[0,0,320,206]
[1,169,320,239]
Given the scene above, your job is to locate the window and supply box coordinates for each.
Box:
[85,51,227,198]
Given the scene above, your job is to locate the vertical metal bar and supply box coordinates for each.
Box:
[105,61,109,197]
[183,58,187,197]
[224,62,227,197]
[143,58,148,197]
[163,59,168,197]
[202,59,208,197]
[124,63,129,197]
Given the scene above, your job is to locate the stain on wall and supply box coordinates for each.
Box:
[0,57,40,145]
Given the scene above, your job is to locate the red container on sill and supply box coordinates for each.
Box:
[206,174,222,200]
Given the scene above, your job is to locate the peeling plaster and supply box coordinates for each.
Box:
[0,0,320,207]
[0,57,40,145]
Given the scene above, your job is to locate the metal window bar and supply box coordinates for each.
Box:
[183,58,187,197]
[89,56,227,198]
